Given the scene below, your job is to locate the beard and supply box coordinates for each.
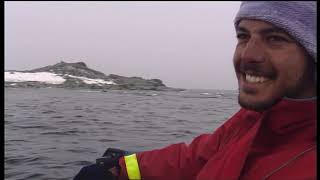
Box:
[238,95,281,112]
[234,52,316,111]
[237,71,313,112]
[237,86,283,112]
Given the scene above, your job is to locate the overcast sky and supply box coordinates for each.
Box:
[5,1,241,90]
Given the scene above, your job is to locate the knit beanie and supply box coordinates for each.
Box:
[234,1,317,62]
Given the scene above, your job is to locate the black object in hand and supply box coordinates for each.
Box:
[73,163,116,180]
[74,148,130,180]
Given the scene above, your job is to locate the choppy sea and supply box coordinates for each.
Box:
[5,87,240,180]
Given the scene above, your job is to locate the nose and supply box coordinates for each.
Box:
[240,39,265,63]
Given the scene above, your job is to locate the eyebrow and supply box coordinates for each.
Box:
[236,26,289,36]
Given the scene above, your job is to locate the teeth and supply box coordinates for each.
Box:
[245,74,267,83]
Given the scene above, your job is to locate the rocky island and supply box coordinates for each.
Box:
[5,61,184,91]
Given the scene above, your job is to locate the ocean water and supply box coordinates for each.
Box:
[5,88,240,180]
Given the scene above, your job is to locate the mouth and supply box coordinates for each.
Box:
[244,73,269,83]
[238,72,272,95]
[236,63,276,85]
[238,71,274,90]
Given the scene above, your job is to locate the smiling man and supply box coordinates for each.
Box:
[234,19,316,111]
[74,2,316,180]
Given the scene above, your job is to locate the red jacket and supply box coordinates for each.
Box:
[118,98,316,180]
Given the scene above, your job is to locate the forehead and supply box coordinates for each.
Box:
[236,19,289,35]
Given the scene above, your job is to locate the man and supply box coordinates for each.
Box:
[75,1,316,180]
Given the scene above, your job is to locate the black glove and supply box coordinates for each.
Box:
[74,148,131,180]
[73,163,116,180]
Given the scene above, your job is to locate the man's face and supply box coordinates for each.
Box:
[233,19,316,111]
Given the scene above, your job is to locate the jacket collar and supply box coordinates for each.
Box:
[261,98,316,135]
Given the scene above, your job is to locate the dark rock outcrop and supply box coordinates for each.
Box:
[29,61,106,79]
[5,61,184,91]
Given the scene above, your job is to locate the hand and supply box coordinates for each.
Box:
[73,163,117,180]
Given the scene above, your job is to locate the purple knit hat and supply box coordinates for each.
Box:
[234,1,317,62]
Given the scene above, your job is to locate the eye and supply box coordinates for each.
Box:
[236,33,249,40]
[267,35,289,43]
